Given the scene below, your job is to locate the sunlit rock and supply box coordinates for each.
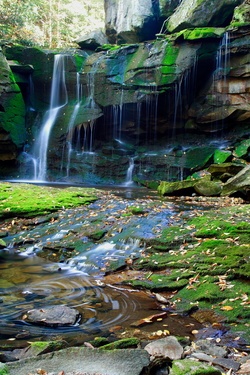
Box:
[144,336,183,360]
[104,0,180,44]
[166,0,244,33]
[76,29,108,50]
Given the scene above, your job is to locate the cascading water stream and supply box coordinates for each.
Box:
[125,157,135,186]
[212,32,230,109]
[64,72,82,177]
[34,54,68,181]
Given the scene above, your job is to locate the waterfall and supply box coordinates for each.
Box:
[64,73,81,177]
[34,54,68,181]
[211,31,230,127]
[125,157,135,186]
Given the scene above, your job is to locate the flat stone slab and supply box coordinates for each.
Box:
[24,305,80,326]
[6,347,150,375]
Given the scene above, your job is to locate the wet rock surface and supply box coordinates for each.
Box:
[23,305,81,327]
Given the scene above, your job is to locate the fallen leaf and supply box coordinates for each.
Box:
[220,306,233,311]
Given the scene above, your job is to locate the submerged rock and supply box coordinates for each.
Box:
[23,305,81,327]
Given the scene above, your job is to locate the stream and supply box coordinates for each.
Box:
[0,185,214,348]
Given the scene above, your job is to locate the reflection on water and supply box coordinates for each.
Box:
[0,253,158,345]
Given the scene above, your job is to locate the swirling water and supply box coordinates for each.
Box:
[0,253,157,345]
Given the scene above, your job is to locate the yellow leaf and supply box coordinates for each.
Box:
[220,306,233,311]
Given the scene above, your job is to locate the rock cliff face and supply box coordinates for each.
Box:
[166,0,244,32]
[0,0,249,185]
[104,0,180,44]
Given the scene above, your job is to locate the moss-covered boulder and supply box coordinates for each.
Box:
[170,359,222,375]
[0,50,26,149]
[230,0,250,27]
[213,149,232,164]
[158,179,197,196]
[207,162,245,180]
[194,179,223,196]
[233,139,250,158]
[166,0,244,33]
[176,27,226,41]
[221,164,250,196]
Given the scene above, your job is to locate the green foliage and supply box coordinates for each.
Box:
[0,0,104,47]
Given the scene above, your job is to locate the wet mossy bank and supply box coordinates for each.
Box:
[0,182,99,219]
[123,197,250,339]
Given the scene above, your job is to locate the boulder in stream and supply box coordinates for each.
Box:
[23,305,81,327]
[144,336,184,360]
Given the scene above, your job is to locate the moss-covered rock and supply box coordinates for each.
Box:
[181,27,226,40]
[221,164,250,196]
[194,179,222,196]
[230,1,250,27]
[0,363,9,375]
[127,202,250,335]
[166,0,244,33]
[213,149,232,164]
[170,359,222,375]
[158,180,197,196]
[0,182,98,219]
[233,139,250,158]
[100,338,139,350]
[207,163,245,180]
[0,51,26,148]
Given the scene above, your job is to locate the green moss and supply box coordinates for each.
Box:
[182,27,225,40]
[0,365,9,375]
[97,44,121,52]
[234,139,250,158]
[0,182,98,219]
[74,54,86,71]
[30,341,49,350]
[213,149,232,164]
[158,180,196,196]
[128,274,189,291]
[100,338,139,350]
[127,202,250,337]
[177,278,250,328]
[29,340,68,354]
[127,206,148,215]
[0,90,26,147]
[171,359,221,375]
[89,337,110,347]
